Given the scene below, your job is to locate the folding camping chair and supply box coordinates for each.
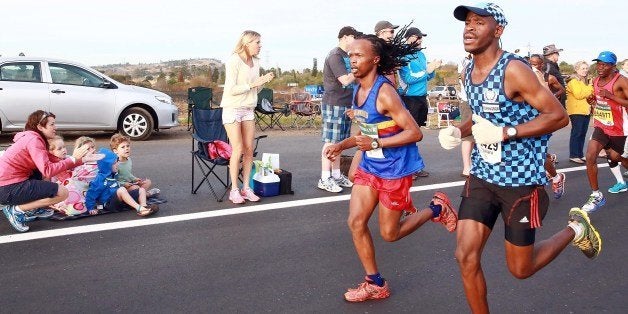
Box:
[436,101,452,128]
[288,92,317,129]
[187,86,213,130]
[255,88,288,131]
[191,107,267,201]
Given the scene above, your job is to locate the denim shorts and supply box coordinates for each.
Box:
[222,107,255,124]
[0,179,59,205]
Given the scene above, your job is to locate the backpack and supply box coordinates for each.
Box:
[207,140,232,161]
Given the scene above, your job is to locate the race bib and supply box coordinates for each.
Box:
[358,122,385,159]
[477,142,502,164]
[593,99,614,126]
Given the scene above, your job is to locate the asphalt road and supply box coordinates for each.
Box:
[0,126,626,313]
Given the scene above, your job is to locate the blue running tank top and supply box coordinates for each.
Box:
[351,75,423,179]
[465,51,549,187]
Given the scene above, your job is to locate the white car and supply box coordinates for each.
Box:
[0,57,179,140]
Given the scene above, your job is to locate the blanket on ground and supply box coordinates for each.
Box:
[49,195,167,221]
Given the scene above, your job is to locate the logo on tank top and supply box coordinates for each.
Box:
[482,89,500,113]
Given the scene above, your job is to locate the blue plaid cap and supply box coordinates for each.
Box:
[454,2,508,27]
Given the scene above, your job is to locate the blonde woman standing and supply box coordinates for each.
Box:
[565,61,593,164]
[221,30,274,204]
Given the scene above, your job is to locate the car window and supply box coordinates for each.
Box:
[49,63,105,87]
[435,86,444,91]
[0,62,42,82]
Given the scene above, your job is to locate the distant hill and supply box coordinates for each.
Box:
[93,58,224,79]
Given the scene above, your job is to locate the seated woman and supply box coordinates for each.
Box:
[0,110,96,232]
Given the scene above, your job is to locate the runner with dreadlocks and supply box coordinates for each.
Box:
[324,30,458,302]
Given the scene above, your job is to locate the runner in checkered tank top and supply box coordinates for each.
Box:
[436,3,603,313]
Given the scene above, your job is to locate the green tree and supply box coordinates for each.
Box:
[559,61,574,75]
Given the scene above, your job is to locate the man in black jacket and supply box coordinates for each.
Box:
[543,44,566,106]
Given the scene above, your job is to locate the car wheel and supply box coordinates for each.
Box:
[119,107,153,141]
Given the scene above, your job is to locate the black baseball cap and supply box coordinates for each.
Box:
[405,27,427,38]
[338,26,362,38]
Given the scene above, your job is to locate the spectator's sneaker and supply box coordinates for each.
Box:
[228,189,245,204]
[2,205,29,232]
[344,278,390,302]
[400,206,417,221]
[552,173,566,199]
[569,208,602,259]
[24,208,55,221]
[608,182,628,194]
[582,192,606,213]
[334,174,353,188]
[412,170,430,180]
[431,191,458,232]
[240,187,260,202]
[318,178,342,193]
[147,188,161,196]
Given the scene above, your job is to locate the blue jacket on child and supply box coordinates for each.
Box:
[85,148,119,211]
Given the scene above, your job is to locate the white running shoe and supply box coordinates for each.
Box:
[318,177,342,193]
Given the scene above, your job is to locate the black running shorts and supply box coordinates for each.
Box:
[458,175,549,246]
[591,127,626,155]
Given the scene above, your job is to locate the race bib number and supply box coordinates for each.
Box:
[359,122,385,159]
[482,103,500,113]
[477,142,502,164]
[593,100,614,126]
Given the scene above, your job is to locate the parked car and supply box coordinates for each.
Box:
[428,85,458,100]
[0,57,179,140]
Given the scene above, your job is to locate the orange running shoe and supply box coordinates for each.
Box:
[431,191,458,232]
[344,278,390,302]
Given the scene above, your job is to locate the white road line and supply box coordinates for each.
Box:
[0,163,607,244]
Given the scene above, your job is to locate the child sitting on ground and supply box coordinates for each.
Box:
[49,136,101,216]
[47,135,73,184]
[110,133,159,196]
[85,148,158,216]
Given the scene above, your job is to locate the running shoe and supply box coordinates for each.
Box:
[344,278,390,302]
[582,192,606,213]
[240,187,260,202]
[430,191,458,232]
[147,188,161,196]
[552,173,566,199]
[228,189,245,204]
[569,207,602,259]
[334,174,354,188]
[2,205,29,232]
[317,177,342,193]
[608,182,628,194]
[24,208,55,222]
[412,170,430,180]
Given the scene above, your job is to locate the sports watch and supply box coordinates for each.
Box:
[371,138,380,149]
[506,126,517,140]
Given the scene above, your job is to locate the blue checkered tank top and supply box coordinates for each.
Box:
[465,51,549,187]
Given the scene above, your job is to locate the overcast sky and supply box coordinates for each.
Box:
[1,0,625,70]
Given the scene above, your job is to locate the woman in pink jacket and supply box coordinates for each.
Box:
[0,110,92,232]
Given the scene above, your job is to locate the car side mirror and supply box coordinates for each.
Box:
[100,80,116,89]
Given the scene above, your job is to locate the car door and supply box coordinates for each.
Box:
[47,62,117,129]
[0,61,50,130]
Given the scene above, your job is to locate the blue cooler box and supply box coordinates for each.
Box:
[253,179,280,197]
